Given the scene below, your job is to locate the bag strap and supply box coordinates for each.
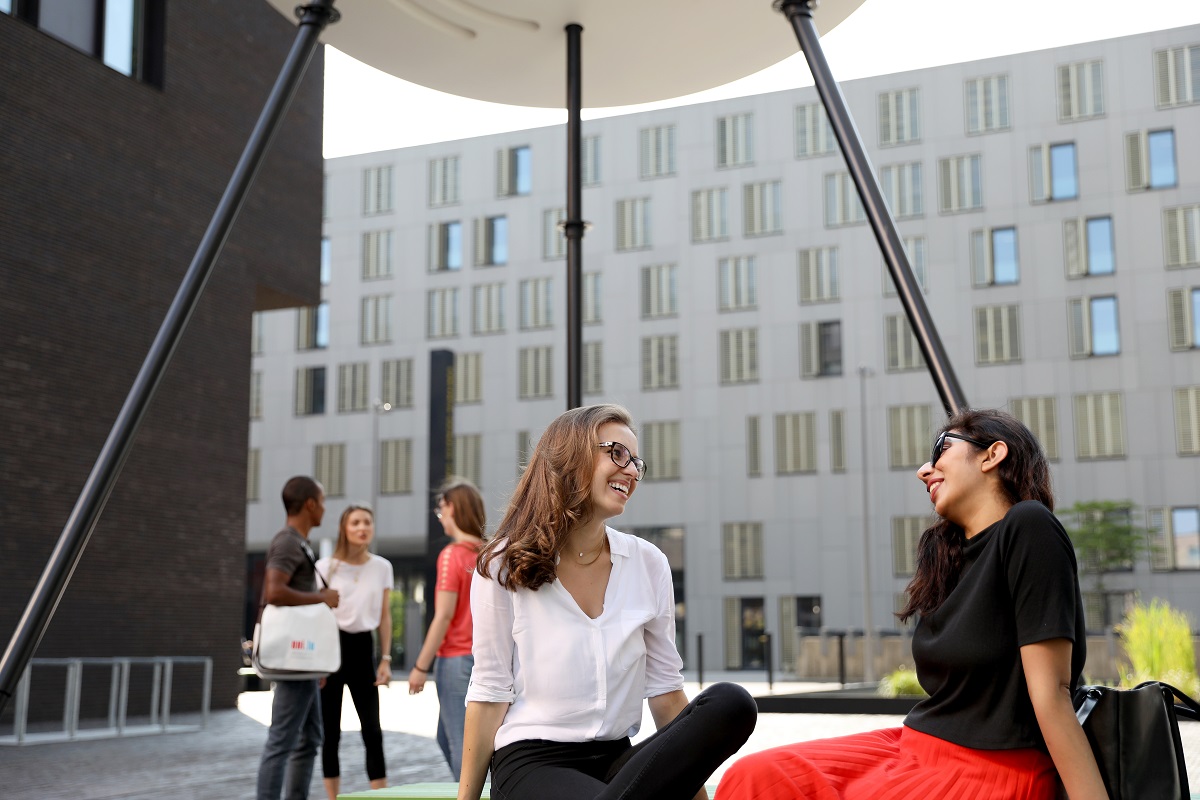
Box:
[258,530,331,614]
[1075,686,1103,726]
[1129,681,1200,722]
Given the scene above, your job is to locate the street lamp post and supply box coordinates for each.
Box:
[858,366,875,683]
[371,400,393,515]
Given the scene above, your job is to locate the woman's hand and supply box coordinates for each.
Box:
[408,667,428,694]
[375,660,392,687]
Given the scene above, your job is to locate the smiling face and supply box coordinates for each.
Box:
[590,421,640,521]
[343,508,374,549]
[917,430,990,525]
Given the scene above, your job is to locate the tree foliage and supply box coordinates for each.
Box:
[1062,500,1146,593]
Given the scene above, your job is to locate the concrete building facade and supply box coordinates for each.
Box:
[248,25,1200,673]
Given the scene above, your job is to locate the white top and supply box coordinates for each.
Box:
[466,527,684,751]
[315,554,394,634]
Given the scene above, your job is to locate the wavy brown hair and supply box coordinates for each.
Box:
[436,477,486,540]
[898,408,1053,622]
[478,404,635,590]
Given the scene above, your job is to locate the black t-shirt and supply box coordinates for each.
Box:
[265,527,317,593]
[904,500,1086,750]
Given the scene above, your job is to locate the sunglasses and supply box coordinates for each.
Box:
[597,441,647,481]
[930,431,994,468]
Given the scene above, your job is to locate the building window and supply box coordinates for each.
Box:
[1064,217,1115,277]
[1126,129,1177,191]
[719,328,759,385]
[294,367,326,416]
[775,412,817,474]
[883,237,928,296]
[641,264,678,318]
[1057,59,1105,121]
[1167,288,1200,351]
[718,256,757,312]
[472,216,508,267]
[888,404,932,469]
[746,416,761,477]
[455,352,482,405]
[878,88,921,146]
[1009,396,1060,461]
[642,421,681,481]
[639,125,677,179]
[360,295,391,345]
[519,277,553,330]
[543,208,567,260]
[722,523,763,579]
[1155,45,1200,108]
[472,283,506,335]
[885,314,926,372]
[518,346,553,400]
[800,321,842,378]
[360,230,393,280]
[582,135,601,186]
[497,145,531,197]
[798,247,840,304]
[454,434,483,488]
[892,516,926,577]
[1030,143,1078,202]
[1074,392,1125,459]
[11,0,167,83]
[426,288,460,339]
[428,156,460,207]
[251,311,265,356]
[723,596,766,669]
[249,371,263,420]
[583,341,603,395]
[795,102,835,157]
[337,362,369,413]
[830,410,846,473]
[744,180,783,236]
[641,335,680,391]
[1068,296,1120,357]
[380,359,414,408]
[247,448,261,502]
[615,197,651,251]
[938,154,983,213]
[363,165,393,215]
[379,439,413,495]
[320,237,331,286]
[716,113,754,168]
[428,221,463,271]
[691,188,729,243]
[965,74,1010,134]
[296,303,329,350]
[313,443,345,497]
[1148,507,1200,571]
[1173,387,1200,456]
[971,227,1019,287]
[1165,205,1200,269]
[824,172,866,227]
[879,162,923,218]
[583,272,602,325]
[974,305,1022,365]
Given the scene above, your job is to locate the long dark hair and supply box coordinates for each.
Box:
[478,404,635,590]
[898,408,1053,622]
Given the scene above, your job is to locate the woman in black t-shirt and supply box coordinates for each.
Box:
[716,409,1107,800]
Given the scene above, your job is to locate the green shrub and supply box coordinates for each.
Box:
[1116,599,1200,696]
[877,667,927,698]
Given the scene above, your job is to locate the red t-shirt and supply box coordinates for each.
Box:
[436,540,480,657]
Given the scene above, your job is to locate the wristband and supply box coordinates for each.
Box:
[415,663,431,673]
[380,655,392,662]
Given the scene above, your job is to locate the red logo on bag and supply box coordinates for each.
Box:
[290,640,315,651]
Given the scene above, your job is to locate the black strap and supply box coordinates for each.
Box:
[258,529,330,614]
[1079,682,1200,724]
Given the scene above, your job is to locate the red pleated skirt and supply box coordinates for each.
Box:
[714,726,1058,800]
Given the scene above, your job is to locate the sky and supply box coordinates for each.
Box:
[322,0,1200,159]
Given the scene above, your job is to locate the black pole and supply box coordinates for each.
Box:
[765,632,774,691]
[0,0,340,714]
[564,23,585,410]
[775,0,967,416]
[696,632,704,690]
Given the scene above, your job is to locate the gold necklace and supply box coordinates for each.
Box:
[575,542,606,566]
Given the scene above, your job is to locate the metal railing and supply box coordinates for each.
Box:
[1,656,211,745]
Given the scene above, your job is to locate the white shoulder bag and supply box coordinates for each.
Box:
[252,537,341,680]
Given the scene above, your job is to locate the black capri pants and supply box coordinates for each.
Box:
[320,630,386,781]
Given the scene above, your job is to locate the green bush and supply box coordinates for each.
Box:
[877,667,927,698]
[1116,599,1200,696]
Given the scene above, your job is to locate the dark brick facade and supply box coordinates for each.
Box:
[0,0,324,716]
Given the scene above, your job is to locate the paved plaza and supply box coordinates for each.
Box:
[1,674,1197,799]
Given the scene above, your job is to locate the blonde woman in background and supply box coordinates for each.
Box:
[315,504,394,800]
[408,478,486,780]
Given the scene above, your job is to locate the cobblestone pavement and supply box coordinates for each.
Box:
[2,676,1198,798]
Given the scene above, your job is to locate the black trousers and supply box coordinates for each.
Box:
[320,630,386,780]
[490,682,757,800]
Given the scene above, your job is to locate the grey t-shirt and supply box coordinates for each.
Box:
[264,527,317,592]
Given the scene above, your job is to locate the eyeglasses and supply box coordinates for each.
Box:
[930,431,994,468]
[597,442,647,481]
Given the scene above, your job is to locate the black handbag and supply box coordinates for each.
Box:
[1073,681,1200,799]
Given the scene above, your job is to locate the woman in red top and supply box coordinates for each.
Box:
[408,478,486,780]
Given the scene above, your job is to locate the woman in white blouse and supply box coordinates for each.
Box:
[459,404,756,800]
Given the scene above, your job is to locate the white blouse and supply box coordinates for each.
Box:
[466,527,684,751]
[315,554,393,634]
